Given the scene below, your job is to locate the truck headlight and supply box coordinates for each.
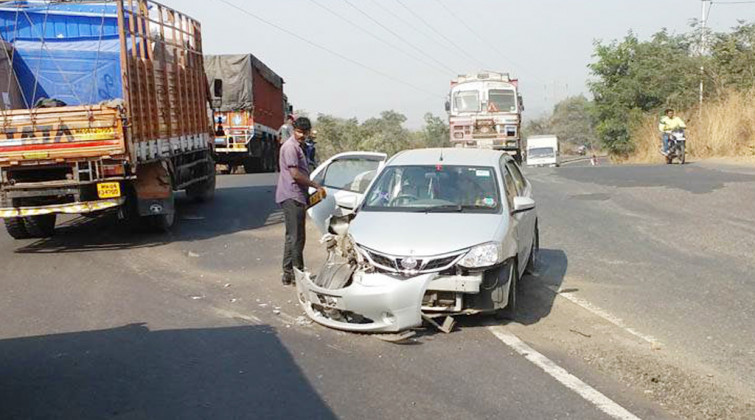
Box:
[458,242,503,268]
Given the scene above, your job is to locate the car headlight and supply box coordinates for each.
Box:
[458,242,503,268]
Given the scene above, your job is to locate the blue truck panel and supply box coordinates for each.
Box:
[0,2,130,108]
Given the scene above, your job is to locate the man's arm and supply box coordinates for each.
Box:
[288,167,323,191]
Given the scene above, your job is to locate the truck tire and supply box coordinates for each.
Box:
[23,214,57,238]
[186,159,216,202]
[4,217,31,239]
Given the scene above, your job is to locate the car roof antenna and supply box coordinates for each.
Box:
[439,148,444,162]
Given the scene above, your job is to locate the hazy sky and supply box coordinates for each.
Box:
[162,0,752,127]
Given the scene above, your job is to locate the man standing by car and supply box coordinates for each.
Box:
[659,108,686,156]
[276,117,326,285]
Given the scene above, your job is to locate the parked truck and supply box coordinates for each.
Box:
[0,0,215,239]
[204,54,287,174]
[446,71,524,162]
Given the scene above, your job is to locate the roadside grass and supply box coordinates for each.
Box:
[622,90,755,164]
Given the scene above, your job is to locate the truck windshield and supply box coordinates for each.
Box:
[453,90,480,112]
[363,165,501,214]
[528,147,555,158]
[488,89,517,113]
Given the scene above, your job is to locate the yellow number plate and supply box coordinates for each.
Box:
[97,182,121,199]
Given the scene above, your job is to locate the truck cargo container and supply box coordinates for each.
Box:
[204,54,286,174]
[0,0,215,239]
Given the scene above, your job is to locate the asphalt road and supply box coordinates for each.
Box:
[0,161,752,419]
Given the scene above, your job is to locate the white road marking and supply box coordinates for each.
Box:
[546,285,661,346]
[488,327,642,420]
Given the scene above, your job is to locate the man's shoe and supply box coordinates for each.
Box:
[282,275,294,286]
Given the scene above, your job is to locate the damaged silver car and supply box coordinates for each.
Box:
[296,148,539,333]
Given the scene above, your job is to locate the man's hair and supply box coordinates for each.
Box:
[293,117,312,131]
[664,108,674,114]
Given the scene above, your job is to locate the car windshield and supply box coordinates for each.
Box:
[488,89,517,112]
[363,165,501,213]
[453,90,480,112]
[528,147,555,158]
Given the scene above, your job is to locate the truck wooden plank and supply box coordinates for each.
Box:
[0,0,216,239]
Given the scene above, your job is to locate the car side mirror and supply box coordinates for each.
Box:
[512,196,535,214]
[336,194,359,211]
[444,100,451,112]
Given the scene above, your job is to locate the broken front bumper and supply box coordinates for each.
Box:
[294,268,485,333]
[295,269,437,333]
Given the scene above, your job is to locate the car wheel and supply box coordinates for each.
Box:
[495,259,518,320]
[525,224,539,274]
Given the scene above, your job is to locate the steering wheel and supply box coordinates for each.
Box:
[389,194,418,206]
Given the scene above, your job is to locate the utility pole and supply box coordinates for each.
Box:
[699,0,710,107]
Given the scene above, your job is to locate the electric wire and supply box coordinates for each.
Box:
[307,0,447,76]
[433,0,528,73]
[215,0,442,99]
[340,0,458,74]
[394,0,489,70]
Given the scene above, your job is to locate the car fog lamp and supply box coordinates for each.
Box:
[458,242,503,268]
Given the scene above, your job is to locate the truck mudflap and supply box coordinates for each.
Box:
[0,197,125,218]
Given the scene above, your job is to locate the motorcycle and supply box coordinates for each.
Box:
[665,129,686,165]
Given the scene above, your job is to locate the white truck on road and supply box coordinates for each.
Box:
[526,135,560,167]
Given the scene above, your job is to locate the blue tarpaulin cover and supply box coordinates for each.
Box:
[0,1,127,108]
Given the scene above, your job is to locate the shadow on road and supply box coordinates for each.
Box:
[0,323,335,419]
[14,184,281,254]
[516,248,569,325]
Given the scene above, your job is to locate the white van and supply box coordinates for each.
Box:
[526,135,560,167]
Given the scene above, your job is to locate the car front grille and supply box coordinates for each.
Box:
[361,246,464,274]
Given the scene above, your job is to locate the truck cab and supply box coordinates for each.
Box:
[446,72,524,162]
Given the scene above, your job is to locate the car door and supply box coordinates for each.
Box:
[504,158,536,272]
[308,152,388,234]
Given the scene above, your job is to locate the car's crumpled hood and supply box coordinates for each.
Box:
[348,210,506,256]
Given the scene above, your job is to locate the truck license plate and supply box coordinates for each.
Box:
[97,182,121,199]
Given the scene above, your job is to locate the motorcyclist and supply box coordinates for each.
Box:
[658,108,686,156]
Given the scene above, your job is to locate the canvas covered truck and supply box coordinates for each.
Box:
[446,71,524,162]
[204,54,285,174]
[0,0,215,239]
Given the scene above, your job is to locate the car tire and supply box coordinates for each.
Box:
[4,217,31,239]
[495,259,518,320]
[23,214,56,238]
[525,224,539,274]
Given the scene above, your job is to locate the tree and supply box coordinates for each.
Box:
[418,113,450,148]
[588,30,700,155]
[549,95,598,148]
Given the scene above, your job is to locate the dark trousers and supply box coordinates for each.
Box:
[281,199,306,278]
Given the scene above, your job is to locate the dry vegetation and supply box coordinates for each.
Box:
[625,90,755,163]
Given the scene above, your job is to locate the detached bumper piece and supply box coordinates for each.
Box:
[0,197,125,218]
[295,268,434,333]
